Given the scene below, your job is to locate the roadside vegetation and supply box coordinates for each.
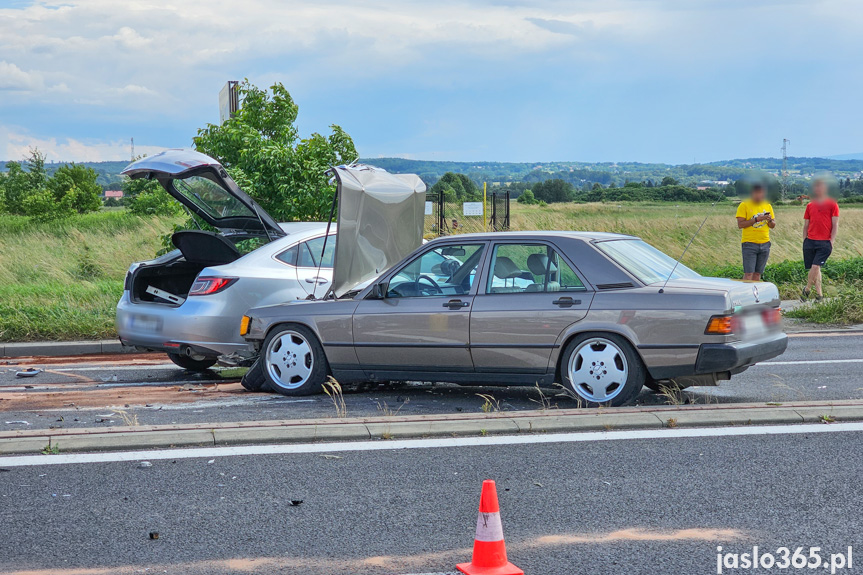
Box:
[0,211,181,341]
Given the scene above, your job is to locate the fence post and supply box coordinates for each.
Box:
[437,191,446,236]
[505,191,510,230]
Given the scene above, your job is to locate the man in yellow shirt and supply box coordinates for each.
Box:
[735,183,776,281]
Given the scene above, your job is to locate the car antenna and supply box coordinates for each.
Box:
[658,200,719,294]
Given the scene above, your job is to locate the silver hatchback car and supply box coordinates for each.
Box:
[116,149,335,371]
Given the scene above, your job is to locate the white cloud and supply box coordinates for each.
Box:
[0,61,43,91]
[1,129,166,163]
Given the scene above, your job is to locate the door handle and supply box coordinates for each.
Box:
[443,299,470,309]
[552,297,581,307]
[305,277,328,284]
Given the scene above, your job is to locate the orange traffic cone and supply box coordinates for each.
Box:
[456,480,524,575]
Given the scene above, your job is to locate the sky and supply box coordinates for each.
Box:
[0,0,861,164]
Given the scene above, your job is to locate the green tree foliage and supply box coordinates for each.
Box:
[661,176,679,186]
[532,179,576,203]
[580,185,724,203]
[516,189,537,204]
[128,187,184,217]
[193,81,357,222]
[429,172,480,201]
[48,164,103,214]
[1,161,32,214]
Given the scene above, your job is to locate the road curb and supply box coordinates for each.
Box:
[1,340,136,358]
[2,400,863,456]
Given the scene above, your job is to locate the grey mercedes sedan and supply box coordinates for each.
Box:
[240,232,788,407]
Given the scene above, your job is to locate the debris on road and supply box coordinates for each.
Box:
[5,420,31,426]
[289,500,303,506]
[319,454,343,460]
[15,368,41,378]
[148,531,159,540]
[137,461,153,469]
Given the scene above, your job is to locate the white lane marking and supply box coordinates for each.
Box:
[756,359,863,366]
[36,364,181,372]
[3,421,863,468]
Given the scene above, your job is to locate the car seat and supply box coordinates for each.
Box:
[525,253,560,292]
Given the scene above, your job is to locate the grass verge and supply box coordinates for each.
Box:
[784,282,863,325]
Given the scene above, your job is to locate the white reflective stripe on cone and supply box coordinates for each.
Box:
[475,512,504,542]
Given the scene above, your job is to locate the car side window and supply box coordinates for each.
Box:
[486,243,585,294]
[387,244,485,298]
[298,235,336,268]
[275,245,298,266]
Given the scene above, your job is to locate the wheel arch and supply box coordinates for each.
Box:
[553,328,646,384]
[262,320,333,376]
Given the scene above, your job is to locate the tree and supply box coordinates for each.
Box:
[429,172,480,201]
[128,187,184,216]
[661,176,679,187]
[193,81,357,222]
[516,189,537,204]
[532,179,575,203]
[1,161,31,214]
[48,164,102,214]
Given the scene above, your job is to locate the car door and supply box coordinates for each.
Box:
[352,242,487,373]
[470,241,594,375]
[295,235,336,296]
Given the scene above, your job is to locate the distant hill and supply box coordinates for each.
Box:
[828,153,863,161]
[3,156,862,190]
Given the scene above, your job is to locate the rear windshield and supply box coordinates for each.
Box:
[171,173,255,220]
[595,239,700,285]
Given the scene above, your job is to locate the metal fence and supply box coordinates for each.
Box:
[424,191,510,238]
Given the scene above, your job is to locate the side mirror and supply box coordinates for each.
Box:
[370,282,387,299]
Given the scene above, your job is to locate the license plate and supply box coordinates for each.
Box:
[742,314,766,338]
[131,316,160,333]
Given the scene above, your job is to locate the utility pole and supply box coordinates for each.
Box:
[131,137,135,162]
[781,138,790,201]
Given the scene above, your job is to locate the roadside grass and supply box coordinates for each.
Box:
[0,211,181,341]
[785,282,863,325]
[3,203,862,341]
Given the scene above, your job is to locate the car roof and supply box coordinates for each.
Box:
[426,230,638,242]
[277,222,333,235]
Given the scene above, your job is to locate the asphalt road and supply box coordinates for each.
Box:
[1,425,861,574]
[1,332,862,431]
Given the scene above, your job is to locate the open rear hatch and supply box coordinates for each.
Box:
[122,149,284,305]
[122,149,285,239]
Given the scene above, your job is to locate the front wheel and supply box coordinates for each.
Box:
[560,333,645,407]
[167,352,217,372]
[261,324,328,396]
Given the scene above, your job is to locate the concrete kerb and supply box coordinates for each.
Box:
[4,401,863,456]
[1,340,136,358]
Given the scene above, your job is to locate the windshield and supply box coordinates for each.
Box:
[595,239,701,285]
[171,173,256,221]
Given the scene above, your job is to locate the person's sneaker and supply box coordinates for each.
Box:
[815,294,824,302]
[801,287,811,301]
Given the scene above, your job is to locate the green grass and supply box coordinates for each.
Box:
[0,211,182,341]
[784,282,863,325]
[3,202,862,341]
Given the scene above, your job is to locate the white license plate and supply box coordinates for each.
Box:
[131,316,160,332]
[742,314,766,337]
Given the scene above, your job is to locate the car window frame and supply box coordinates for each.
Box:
[272,233,336,269]
[477,239,592,295]
[379,240,490,299]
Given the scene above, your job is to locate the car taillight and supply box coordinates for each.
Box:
[705,315,734,335]
[188,276,238,296]
[762,307,782,326]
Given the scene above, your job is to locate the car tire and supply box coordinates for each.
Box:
[167,352,217,372]
[260,324,328,396]
[560,332,645,407]
[241,358,267,392]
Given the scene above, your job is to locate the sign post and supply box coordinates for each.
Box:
[483,182,487,232]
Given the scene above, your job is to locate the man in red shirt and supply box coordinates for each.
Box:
[802,177,840,300]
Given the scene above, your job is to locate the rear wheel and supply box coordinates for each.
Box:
[560,333,645,407]
[167,352,217,372]
[261,324,328,396]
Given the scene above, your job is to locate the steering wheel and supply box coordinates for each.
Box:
[415,274,442,295]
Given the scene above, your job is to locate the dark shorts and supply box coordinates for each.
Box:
[803,238,832,269]
[742,241,770,274]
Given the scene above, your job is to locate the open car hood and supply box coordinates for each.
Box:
[121,149,284,238]
[330,165,426,298]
